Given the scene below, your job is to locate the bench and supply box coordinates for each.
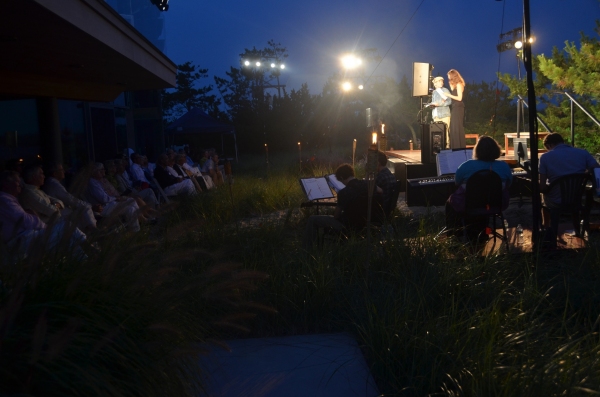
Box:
[465,134,479,148]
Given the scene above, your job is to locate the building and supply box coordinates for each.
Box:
[0,0,176,170]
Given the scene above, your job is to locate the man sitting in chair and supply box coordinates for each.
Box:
[539,133,599,229]
[303,163,383,251]
[375,151,397,215]
[446,136,512,241]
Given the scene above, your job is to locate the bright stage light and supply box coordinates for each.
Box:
[514,40,523,49]
[341,54,362,69]
[255,61,261,67]
[280,64,285,69]
[271,63,276,68]
[342,81,352,91]
[244,60,250,66]
[358,84,364,90]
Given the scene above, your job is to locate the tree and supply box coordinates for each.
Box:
[161,61,221,123]
[499,24,600,152]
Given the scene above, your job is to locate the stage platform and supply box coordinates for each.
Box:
[384,149,523,165]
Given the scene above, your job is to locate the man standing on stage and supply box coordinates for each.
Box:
[431,76,452,148]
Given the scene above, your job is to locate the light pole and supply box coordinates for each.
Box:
[241,55,287,98]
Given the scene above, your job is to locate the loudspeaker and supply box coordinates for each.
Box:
[412,62,431,97]
[421,123,446,164]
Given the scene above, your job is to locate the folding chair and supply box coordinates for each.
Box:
[463,169,509,251]
[542,173,591,247]
[152,177,175,204]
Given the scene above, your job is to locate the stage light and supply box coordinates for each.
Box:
[358,84,364,90]
[271,63,276,68]
[150,0,169,11]
[341,54,362,69]
[342,81,352,91]
[280,64,285,69]
[514,40,523,49]
[255,61,261,67]
[244,60,250,66]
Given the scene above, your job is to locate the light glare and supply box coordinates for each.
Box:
[342,81,352,91]
[341,54,362,69]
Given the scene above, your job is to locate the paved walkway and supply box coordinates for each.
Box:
[198,333,380,397]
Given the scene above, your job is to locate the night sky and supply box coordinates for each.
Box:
[163,0,599,94]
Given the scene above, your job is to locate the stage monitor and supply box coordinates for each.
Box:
[413,62,431,97]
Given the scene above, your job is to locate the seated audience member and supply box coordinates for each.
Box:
[198,150,209,168]
[201,152,224,186]
[303,164,383,251]
[0,170,87,255]
[177,153,214,190]
[375,151,397,213]
[539,132,600,229]
[173,153,210,192]
[129,153,151,187]
[20,164,66,224]
[42,161,99,234]
[140,155,155,181]
[113,158,158,210]
[86,163,141,232]
[154,154,196,196]
[183,145,196,167]
[445,136,512,240]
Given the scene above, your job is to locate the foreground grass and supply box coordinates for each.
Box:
[2,150,600,396]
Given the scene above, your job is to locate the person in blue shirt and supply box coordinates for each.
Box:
[446,136,512,240]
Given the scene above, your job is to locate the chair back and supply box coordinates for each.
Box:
[465,169,503,216]
[548,173,589,211]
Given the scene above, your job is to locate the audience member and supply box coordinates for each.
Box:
[375,151,397,213]
[539,132,600,228]
[303,164,383,251]
[445,136,512,240]
[0,170,87,256]
[129,153,151,187]
[154,154,196,196]
[42,161,99,233]
[20,164,65,224]
[202,152,224,186]
[113,158,158,210]
[86,163,141,232]
[173,153,209,192]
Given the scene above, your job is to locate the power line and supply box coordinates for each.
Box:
[364,0,427,85]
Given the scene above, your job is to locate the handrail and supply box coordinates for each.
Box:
[563,92,600,147]
[517,95,553,133]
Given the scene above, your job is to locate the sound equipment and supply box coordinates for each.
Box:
[421,123,446,164]
[412,62,431,97]
[395,162,437,192]
[406,175,455,207]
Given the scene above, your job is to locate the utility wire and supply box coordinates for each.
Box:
[364,0,427,85]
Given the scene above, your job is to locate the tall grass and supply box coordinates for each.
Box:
[3,150,600,395]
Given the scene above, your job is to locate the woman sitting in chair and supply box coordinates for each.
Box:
[446,136,513,239]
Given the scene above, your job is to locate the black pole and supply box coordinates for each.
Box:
[523,0,541,247]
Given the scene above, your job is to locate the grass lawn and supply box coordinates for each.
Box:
[2,150,600,396]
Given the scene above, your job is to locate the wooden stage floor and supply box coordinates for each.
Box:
[385,149,519,165]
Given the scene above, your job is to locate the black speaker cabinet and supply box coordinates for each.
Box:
[421,123,446,164]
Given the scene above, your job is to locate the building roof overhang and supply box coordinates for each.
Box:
[0,0,176,102]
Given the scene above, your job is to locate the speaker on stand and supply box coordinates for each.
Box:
[421,123,446,164]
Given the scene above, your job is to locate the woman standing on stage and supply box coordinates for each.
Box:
[445,69,466,149]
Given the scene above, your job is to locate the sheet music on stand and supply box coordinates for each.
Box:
[436,148,473,176]
[299,177,335,201]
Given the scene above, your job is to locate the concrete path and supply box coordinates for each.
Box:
[198,333,380,397]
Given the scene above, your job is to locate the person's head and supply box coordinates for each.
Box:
[130,153,141,164]
[447,69,465,87]
[114,158,126,174]
[212,153,219,163]
[176,153,186,165]
[334,163,355,183]
[157,154,168,167]
[473,136,502,162]
[432,76,444,88]
[44,161,65,181]
[104,159,117,176]
[140,155,149,167]
[377,151,388,168]
[0,170,22,197]
[5,158,24,174]
[166,148,176,160]
[22,164,45,187]
[91,162,105,180]
[543,133,565,150]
